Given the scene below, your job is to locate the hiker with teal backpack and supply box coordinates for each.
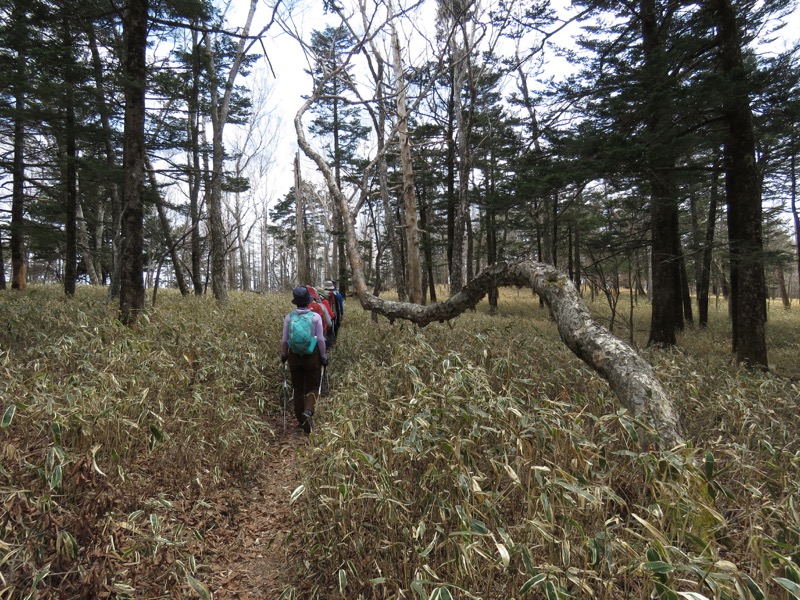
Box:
[280,286,328,434]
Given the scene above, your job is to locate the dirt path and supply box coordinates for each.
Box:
[198,412,308,599]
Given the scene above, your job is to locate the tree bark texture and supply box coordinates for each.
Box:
[776,266,790,309]
[206,55,229,304]
[446,75,457,281]
[119,0,148,326]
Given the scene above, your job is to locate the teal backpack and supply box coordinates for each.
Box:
[287,311,317,355]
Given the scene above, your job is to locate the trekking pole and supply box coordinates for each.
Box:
[282,363,288,434]
[318,365,325,398]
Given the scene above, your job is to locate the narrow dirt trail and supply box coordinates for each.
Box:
[198,412,309,599]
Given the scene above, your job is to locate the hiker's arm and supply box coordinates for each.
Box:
[280,314,290,357]
[323,306,332,328]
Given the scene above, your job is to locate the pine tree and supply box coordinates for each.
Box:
[307,24,370,295]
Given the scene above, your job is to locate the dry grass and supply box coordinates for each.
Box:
[1,286,799,600]
[289,289,800,599]
[1,286,285,599]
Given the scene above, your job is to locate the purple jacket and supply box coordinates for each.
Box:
[281,308,327,358]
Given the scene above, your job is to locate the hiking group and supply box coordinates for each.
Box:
[280,280,344,434]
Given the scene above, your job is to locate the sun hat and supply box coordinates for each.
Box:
[323,280,334,291]
[291,286,311,307]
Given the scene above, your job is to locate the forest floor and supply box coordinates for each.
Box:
[196,410,307,599]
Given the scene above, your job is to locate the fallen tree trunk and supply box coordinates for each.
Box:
[296,100,685,451]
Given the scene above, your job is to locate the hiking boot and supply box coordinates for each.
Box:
[301,409,314,434]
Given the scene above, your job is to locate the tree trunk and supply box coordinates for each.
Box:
[0,229,6,289]
[466,209,474,283]
[420,183,437,303]
[391,23,423,304]
[294,152,309,285]
[204,0,258,304]
[712,0,768,368]
[206,57,229,304]
[76,199,100,285]
[776,266,790,309]
[87,23,122,296]
[296,100,685,451]
[698,154,720,326]
[146,156,189,295]
[487,205,499,315]
[551,192,558,268]
[679,246,693,325]
[446,70,457,281]
[690,192,702,302]
[188,25,204,296]
[567,224,574,282]
[642,0,681,347]
[62,18,78,296]
[10,0,27,291]
[575,226,582,297]
[791,136,799,300]
[236,205,252,292]
[119,0,148,326]
[450,35,471,296]
[380,153,405,299]
[366,46,404,301]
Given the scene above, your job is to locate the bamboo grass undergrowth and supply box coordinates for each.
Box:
[1,286,799,599]
[1,287,284,598]
[294,290,800,599]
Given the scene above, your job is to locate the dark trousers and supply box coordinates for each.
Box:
[287,347,322,423]
[325,325,336,349]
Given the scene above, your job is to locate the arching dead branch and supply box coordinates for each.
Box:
[295,89,684,451]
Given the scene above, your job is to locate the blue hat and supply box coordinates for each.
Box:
[291,286,311,306]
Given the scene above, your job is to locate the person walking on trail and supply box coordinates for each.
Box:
[324,280,343,336]
[306,285,332,338]
[319,285,337,348]
[280,286,328,434]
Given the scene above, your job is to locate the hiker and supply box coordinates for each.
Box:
[280,286,328,434]
[324,280,343,337]
[306,285,332,338]
[319,285,337,348]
